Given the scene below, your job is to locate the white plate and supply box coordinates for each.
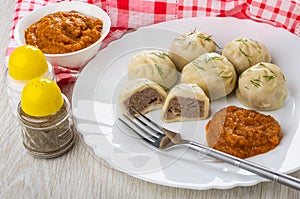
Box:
[72,17,300,190]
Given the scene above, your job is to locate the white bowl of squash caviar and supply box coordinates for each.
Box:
[14,2,111,69]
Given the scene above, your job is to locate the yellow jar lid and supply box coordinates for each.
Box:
[21,78,64,117]
[8,45,48,80]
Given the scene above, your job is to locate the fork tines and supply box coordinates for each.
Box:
[118,106,165,148]
[130,106,163,133]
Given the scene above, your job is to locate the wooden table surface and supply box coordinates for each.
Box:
[1,1,300,198]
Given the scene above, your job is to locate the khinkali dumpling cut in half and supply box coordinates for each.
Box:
[236,62,288,110]
[181,52,237,100]
[119,78,167,116]
[222,38,271,75]
[169,30,217,72]
[128,50,178,89]
[161,83,209,123]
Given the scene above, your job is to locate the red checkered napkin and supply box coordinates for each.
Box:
[6,0,300,83]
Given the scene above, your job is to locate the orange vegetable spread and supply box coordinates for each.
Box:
[206,106,282,159]
[25,11,103,54]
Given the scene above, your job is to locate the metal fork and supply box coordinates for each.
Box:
[118,106,300,191]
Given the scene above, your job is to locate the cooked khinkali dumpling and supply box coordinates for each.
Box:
[169,30,217,72]
[222,38,271,75]
[119,78,167,116]
[128,50,178,89]
[161,83,210,123]
[181,52,237,100]
[236,62,288,110]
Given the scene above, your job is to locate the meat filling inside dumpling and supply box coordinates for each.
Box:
[161,83,209,122]
[119,78,167,116]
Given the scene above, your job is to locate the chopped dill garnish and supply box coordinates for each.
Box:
[198,33,213,41]
[255,41,263,50]
[198,33,221,49]
[239,47,253,66]
[236,38,249,44]
[192,60,205,71]
[150,51,170,59]
[218,70,232,78]
[250,79,262,88]
[155,64,164,79]
[221,76,233,79]
[205,56,224,63]
[259,62,266,67]
[282,74,286,81]
[268,69,276,75]
[174,37,185,42]
[258,64,276,81]
[263,75,275,81]
[244,86,249,90]
[187,28,197,36]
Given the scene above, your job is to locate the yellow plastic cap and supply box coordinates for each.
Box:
[8,45,48,80]
[21,78,64,117]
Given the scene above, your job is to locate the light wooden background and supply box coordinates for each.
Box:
[1,0,299,198]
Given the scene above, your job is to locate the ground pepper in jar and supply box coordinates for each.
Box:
[17,94,74,158]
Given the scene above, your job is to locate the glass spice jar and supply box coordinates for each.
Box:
[17,94,74,158]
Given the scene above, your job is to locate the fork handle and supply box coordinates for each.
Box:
[186,141,300,191]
